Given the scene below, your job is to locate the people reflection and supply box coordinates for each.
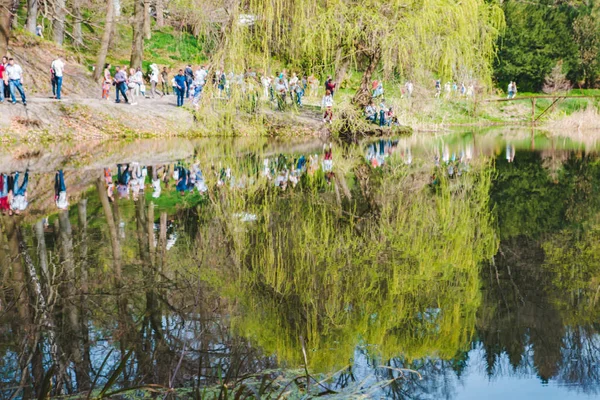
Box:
[9,169,29,215]
[117,163,131,199]
[54,169,68,210]
[506,143,515,163]
[0,172,10,214]
[151,165,162,198]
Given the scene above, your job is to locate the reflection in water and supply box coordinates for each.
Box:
[1,133,600,398]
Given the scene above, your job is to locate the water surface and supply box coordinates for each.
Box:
[1,129,599,399]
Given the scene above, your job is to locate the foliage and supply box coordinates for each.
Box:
[495,0,600,92]
[494,0,579,92]
[543,60,572,94]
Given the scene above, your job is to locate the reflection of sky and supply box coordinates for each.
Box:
[457,347,598,400]
[341,335,600,399]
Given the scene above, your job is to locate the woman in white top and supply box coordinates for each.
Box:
[149,64,163,98]
[127,67,138,101]
[134,67,145,97]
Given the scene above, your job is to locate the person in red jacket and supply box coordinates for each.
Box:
[325,76,336,97]
[0,59,5,103]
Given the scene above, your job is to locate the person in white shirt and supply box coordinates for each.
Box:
[321,90,334,123]
[151,173,161,198]
[51,57,65,99]
[194,66,207,86]
[191,66,207,107]
[6,58,26,105]
[149,63,163,98]
[54,169,69,210]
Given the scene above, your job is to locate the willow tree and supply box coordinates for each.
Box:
[221,0,504,106]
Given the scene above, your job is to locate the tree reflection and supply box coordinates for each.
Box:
[1,143,600,398]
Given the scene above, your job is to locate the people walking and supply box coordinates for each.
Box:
[51,56,65,99]
[161,67,170,95]
[101,63,112,100]
[149,63,164,98]
[0,58,5,103]
[184,64,194,98]
[114,66,129,104]
[6,58,27,105]
[2,57,9,100]
[174,69,186,107]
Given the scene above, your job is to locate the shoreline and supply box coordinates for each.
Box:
[0,94,598,144]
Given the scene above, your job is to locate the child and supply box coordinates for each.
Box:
[321,90,333,123]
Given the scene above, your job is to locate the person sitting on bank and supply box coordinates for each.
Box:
[365,101,377,123]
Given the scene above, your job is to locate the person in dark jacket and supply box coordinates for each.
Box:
[174,70,186,107]
[184,64,194,98]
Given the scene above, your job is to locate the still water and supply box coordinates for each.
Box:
[1,130,599,399]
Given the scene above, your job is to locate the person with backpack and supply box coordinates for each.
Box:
[184,64,194,98]
[161,67,170,95]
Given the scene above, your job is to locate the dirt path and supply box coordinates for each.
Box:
[0,92,332,141]
[0,93,198,140]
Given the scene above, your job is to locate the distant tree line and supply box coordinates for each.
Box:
[495,0,600,92]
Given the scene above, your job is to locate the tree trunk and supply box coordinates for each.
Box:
[77,199,92,391]
[352,47,382,108]
[143,0,151,39]
[95,178,122,282]
[155,0,164,27]
[158,211,167,274]
[53,0,66,45]
[26,0,38,35]
[148,202,155,264]
[0,0,17,55]
[35,220,50,297]
[130,0,144,69]
[93,0,114,81]
[72,0,83,46]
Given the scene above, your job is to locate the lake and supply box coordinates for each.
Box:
[1,129,599,399]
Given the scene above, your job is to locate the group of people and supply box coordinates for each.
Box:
[364,99,400,127]
[434,80,476,99]
[0,56,28,105]
[433,144,473,179]
[98,144,335,203]
[365,139,411,168]
[0,169,68,216]
[262,143,335,189]
[101,63,176,105]
[0,171,29,215]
